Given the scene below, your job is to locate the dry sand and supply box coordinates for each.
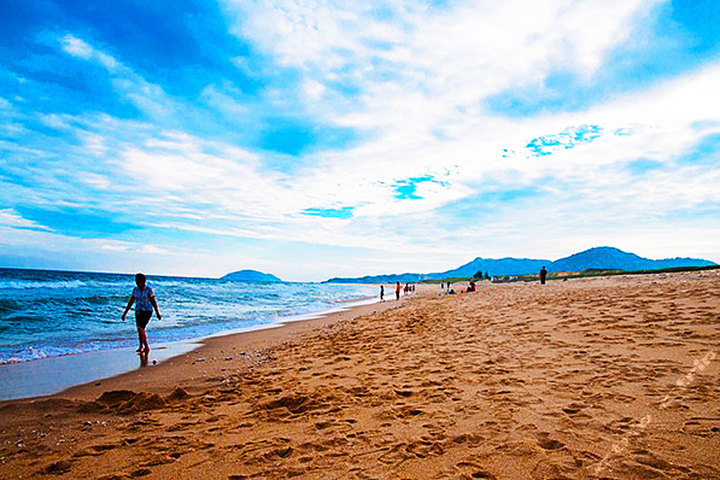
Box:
[0,272,718,480]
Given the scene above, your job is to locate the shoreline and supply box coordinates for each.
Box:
[0,290,413,403]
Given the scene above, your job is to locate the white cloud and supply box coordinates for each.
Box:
[229,0,657,118]
[60,34,93,58]
[199,84,250,117]
[39,113,72,130]
[0,209,51,231]
[58,34,173,118]
[81,173,112,190]
[81,132,108,155]
[101,244,130,252]
[218,0,692,218]
[140,244,170,255]
[301,79,326,101]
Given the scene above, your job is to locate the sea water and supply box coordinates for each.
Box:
[0,268,377,365]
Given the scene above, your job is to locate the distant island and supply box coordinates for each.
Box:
[220,269,282,282]
[324,247,716,283]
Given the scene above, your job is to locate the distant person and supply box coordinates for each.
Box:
[467,280,476,292]
[539,266,548,285]
[121,273,161,353]
[395,281,402,300]
[441,282,444,290]
[380,284,385,302]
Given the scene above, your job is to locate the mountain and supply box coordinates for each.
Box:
[434,257,549,278]
[323,247,716,283]
[549,247,715,272]
[220,270,282,282]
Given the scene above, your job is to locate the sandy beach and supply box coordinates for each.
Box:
[1,272,718,479]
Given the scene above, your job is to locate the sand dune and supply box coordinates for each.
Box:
[0,272,718,479]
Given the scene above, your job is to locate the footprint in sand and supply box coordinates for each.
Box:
[73,443,116,457]
[562,402,586,415]
[456,461,497,479]
[405,439,444,458]
[394,389,414,398]
[536,432,565,450]
[42,459,73,475]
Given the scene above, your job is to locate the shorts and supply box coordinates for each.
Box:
[135,310,152,329]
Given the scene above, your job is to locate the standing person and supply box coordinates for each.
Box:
[539,266,548,285]
[380,284,385,302]
[395,281,402,300]
[122,273,161,353]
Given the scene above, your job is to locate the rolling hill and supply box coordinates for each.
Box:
[220,270,282,282]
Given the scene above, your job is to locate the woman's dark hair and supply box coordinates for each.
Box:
[135,273,146,284]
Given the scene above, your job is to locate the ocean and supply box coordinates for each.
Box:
[0,268,378,365]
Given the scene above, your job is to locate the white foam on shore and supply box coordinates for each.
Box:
[202,295,378,339]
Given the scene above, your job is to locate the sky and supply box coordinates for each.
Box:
[1,0,719,281]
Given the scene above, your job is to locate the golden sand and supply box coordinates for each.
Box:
[1,272,718,479]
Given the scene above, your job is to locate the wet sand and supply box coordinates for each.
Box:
[0,273,718,479]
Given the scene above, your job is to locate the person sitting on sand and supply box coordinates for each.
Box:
[121,273,161,353]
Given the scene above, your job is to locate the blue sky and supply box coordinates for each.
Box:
[1,0,719,281]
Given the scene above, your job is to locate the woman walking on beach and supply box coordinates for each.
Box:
[121,273,161,353]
